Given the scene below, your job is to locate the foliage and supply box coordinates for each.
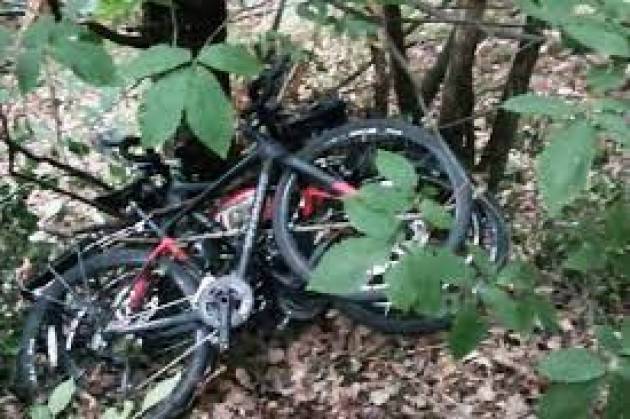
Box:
[536,320,630,419]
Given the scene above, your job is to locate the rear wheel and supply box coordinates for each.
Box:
[15,249,214,419]
[273,119,473,334]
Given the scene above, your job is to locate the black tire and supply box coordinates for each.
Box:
[272,119,473,334]
[15,249,213,419]
[273,119,473,286]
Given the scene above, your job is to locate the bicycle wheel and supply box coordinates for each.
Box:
[15,249,214,419]
[272,119,473,333]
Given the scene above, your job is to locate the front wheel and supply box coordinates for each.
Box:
[15,249,214,419]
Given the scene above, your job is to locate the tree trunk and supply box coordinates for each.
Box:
[383,5,421,122]
[438,0,486,168]
[479,17,542,191]
[420,29,454,110]
[371,42,390,117]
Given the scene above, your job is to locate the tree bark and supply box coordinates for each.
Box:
[420,29,454,110]
[479,17,542,191]
[438,0,486,168]
[383,5,421,122]
[371,42,389,117]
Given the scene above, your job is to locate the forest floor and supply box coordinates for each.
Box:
[0,4,610,419]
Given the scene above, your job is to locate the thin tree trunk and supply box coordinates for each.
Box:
[420,29,454,110]
[479,17,542,191]
[383,5,421,121]
[438,0,486,168]
[371,42,389,117]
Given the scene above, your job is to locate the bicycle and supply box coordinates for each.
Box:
[14,57,508,418]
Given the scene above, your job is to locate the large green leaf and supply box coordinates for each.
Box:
[564,242,606,273]
[16,49,42,94]
[385,248,472,315]
[501,94,575,117]
[591,112,629,148]
[47,378,75,416]
[184,67,234,158]
[496,260,537,291]
[605,373,630,419]
[50,38,118,86]
[419,198,453,230]
[587,65,627,93]
[139,69,188,147]
[307,237,390,295]
[448,305,488,359]
[481,286,534,332]
[29,404,52,419]
[596,325,623,354]
[564,21,630,57]
[538,349,606,383]
[537,381,600,419]
[0,27,11,56]
[622,318,630,356]
[536,121,597,216]
[375,149,417,190]
[197,43,263,77]
[139,371,181,415]
[22,16,55,49]
[343,182,412,239]
[125,44,192,80]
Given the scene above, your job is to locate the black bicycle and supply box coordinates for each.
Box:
[14,58,508,418]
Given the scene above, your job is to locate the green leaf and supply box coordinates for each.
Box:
[469,245,496,278]
[121,400,134,419]
[622,318,630,356]
[530,295,559,333]
[47,378,75,415]
[375,149,417,190]
[386,248,472,315]
[587,65,627,93]
[420,199,453,230]
[564,242,606,273]
[605,373,630,419]
[501,94,575,117]
[125,44,192,80]
[29,404,52,419]
[307,237,390,295]
[538,349,606,383]
[22,16,55,49]
[0,27,11,56]
[596,325,622,354]
[102,401,134,419]
[591,113,629,148]
[50,38,118,86]
[197,43,263,77]
[102,407,120,419]
[448,305,488,359]
[140,371,181,415]
[538,381,600,419]
[184,67,234,158]
[564,21,630,57]
[536,121,597,216]
[344,183,410,239]
[496,261,537,291]
[16,49,41,94]
[481,286,534,332]
[139,69,188,147]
